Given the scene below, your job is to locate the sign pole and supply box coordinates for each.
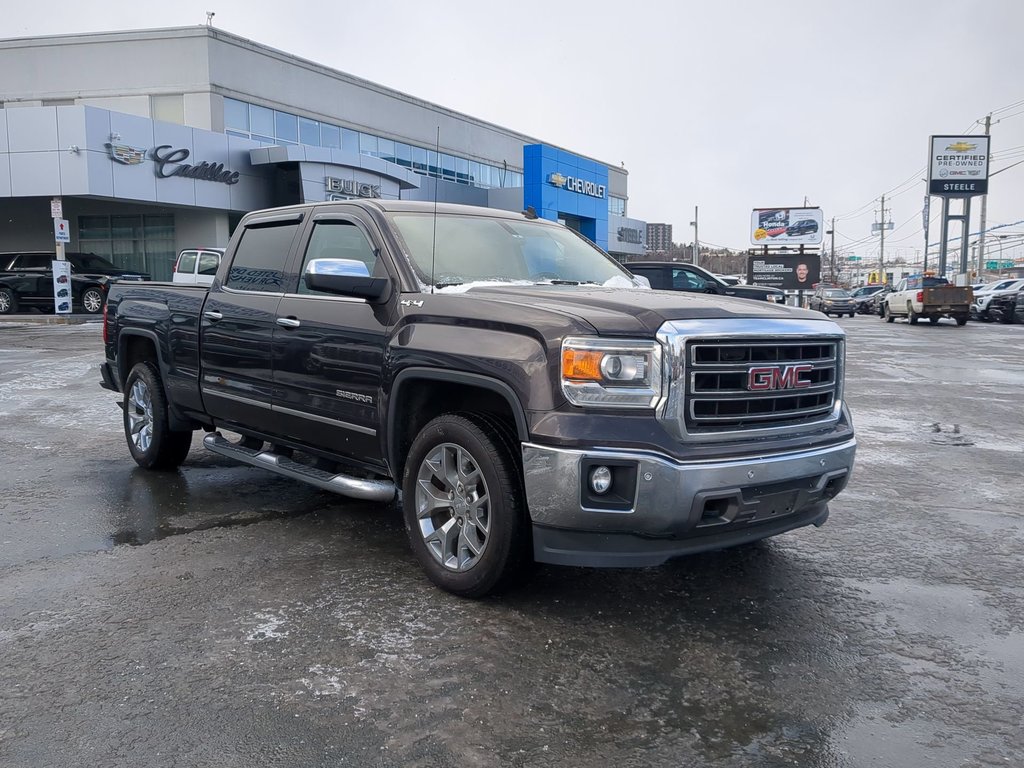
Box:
[958,197,972,275]
[938,196,950,277]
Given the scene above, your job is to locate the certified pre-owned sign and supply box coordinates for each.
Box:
[928,135,990,196]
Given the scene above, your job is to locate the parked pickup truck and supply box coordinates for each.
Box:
[100,200,856,597]
[882,275,972,325]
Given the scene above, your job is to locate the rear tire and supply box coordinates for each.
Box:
[929,317,939,325]
[123,362,193,470]
[402,413,529,598]
[80,286,105,314]
[0,287,18,314]
[955,317,968,326]
[908,303,919,324]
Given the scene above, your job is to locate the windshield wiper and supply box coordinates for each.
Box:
[535,279,600,286]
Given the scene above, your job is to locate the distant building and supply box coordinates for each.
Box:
[646,223,673,253]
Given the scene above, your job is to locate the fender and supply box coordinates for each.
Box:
[117,327,194,431]
[387,367,530,474]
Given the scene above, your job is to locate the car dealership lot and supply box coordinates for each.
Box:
[0,318,1021,767]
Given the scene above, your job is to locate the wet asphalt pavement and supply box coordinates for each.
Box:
[0,316,1022,767]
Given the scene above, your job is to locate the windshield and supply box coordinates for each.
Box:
[68,254,117,270]
[980,280,1017,292]
[386,213,642,290]
[824,289,851,298]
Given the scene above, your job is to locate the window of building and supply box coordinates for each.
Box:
[609,196,626,216]
[359,132,378,156]
[377,138,395,163]
[152,94,185,125]
[299,117,321,146]
[226,221,299,292]
[275,111,298,144]
[78,214,176,281]
[395,142,412,168]
[342,128,359,153]
[321,123,341,149]
[224,98,249,132]
[250,104,274,137]
[412,146,427,173]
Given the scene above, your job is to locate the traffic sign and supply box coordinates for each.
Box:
[846,255,862,261]
[50,197,63,219]
[54,219,70,244]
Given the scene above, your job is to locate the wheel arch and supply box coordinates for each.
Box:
[387,368,529,480]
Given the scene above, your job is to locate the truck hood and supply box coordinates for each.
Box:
[461,285,823,335]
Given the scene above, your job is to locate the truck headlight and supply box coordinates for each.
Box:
[561,337,663,408]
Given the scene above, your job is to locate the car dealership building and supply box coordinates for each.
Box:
[0,26,646,280]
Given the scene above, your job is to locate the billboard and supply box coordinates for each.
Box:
[928,135,990,196]
[750,208,824,246]
[747,253,822,290]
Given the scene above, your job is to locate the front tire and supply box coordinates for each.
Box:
[123,362,193,470]
[884,303,895,323]
[402,413,529,598]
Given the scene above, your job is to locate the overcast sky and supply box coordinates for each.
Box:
[6,0,1024,263]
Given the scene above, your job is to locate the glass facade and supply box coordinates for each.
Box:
[223,97,524,189]
[78,214,176,281]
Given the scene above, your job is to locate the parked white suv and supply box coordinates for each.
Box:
[172,248,224,286]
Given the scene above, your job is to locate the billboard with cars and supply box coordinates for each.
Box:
[749,208,824,246]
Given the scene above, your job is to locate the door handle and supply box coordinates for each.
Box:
[276,317,301,328]
[203,310,223,321]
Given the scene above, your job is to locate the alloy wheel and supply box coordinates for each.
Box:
[415,442,490,571]
[127,378,154,452]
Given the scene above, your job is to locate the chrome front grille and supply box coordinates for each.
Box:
[687,341,837,429]
[656,318,846,443]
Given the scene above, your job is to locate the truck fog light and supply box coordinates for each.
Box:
[589,466,613,495]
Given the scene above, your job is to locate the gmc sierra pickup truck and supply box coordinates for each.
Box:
[100,200,856,597]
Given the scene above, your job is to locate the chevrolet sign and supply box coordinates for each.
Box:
[548,172,606,199]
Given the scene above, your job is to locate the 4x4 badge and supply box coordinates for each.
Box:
[401,300,424,307]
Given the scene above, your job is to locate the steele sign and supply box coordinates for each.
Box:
[928,135,990,196]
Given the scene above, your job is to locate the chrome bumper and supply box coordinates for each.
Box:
[523,438,856,567]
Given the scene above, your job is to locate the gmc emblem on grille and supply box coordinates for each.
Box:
[747,364,814,391]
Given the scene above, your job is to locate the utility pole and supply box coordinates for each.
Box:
[690,206,699,266]
[878,194,887,284]
[977,113,992,277]
[922,192,931,273]
[829,216,836,283]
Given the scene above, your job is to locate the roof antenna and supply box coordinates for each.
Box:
[429,125,440,294]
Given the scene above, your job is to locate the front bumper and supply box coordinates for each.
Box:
[523,438,856,567]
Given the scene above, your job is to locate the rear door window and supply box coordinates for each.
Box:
[225,221,300,292]
[177,251,198,274]
[197,251,220,276]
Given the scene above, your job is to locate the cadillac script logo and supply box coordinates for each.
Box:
[747,364,813,391]
[105,143,146,165]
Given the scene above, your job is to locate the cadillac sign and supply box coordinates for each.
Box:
[548,172,606,199]
[105,143,240,184]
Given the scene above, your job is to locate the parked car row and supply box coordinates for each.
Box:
[970,278,1024,322]
[0,252,149,315]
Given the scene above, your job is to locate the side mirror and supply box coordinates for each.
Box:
[303,258,390,301]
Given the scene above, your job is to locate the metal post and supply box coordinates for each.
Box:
[959,197,972,274]
[938,196,951,276]
[829,217,836,283]
[922,193,930,274]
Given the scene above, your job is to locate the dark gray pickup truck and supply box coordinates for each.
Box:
[100,200,856,596]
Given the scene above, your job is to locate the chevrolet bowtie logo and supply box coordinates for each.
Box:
[548,172,566,187]
[946,141,977,152]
